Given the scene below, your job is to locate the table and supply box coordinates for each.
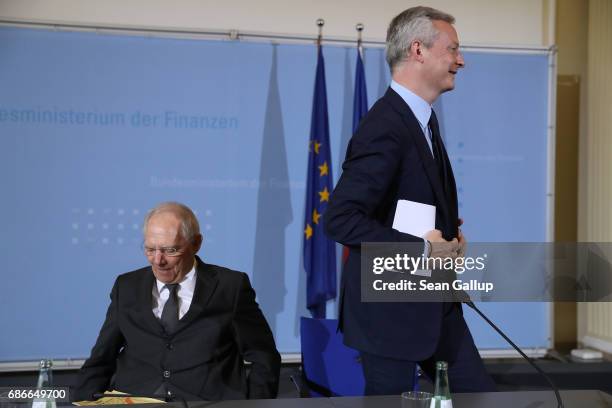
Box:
[183,390,612,408]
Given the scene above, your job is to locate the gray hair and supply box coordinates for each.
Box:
[143,201,201,242]
[386,6,455,73]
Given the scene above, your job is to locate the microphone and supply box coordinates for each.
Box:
[463,300,564,408]
[92,392,188,408]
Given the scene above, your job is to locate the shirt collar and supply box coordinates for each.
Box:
[390,80,432,130]
[155,260,197,293]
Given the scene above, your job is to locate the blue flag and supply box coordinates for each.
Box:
[342,46,369,264]
[303,46,337,318]
[352,47,368,133]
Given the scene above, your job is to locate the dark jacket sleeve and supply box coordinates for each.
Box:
[231,273,281,399]
[72,279,125,401]
[324,116,423,246]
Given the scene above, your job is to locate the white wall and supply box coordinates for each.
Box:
[0,0,551,47]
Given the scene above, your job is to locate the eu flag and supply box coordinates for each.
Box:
[303,46,337,318]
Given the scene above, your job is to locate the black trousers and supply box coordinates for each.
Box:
[359,303,497,395]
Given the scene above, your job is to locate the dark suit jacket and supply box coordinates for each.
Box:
[324,88,460,361]
[73,256,281,401]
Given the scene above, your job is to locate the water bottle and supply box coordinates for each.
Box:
[33,360,56,408]
[36,360,53,388]
[430,361,453,408]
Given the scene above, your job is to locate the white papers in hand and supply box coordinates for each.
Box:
[392,200,436,277]
[392,200,435,238]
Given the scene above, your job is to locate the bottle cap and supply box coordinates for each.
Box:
[40,359,53,368]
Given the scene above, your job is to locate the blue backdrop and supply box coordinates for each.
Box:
[0,27,550,361]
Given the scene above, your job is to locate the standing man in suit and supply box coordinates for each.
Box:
[74,202,281,401]
[324,6,496,395]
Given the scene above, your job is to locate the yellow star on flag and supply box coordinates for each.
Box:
[304,224,313,239]
[318,187,330,202]
[318,161,329,176]
[313,141,321,154]
[312,209,321,224]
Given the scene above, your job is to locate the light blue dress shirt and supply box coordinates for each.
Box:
[390,80,434,156]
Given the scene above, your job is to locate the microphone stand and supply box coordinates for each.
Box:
[463,300,564,408]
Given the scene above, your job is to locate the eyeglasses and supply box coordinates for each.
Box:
[143,245,185,257]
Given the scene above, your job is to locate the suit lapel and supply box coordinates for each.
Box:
[438,137,459,236]
[430,109,459,237]
[137,269,166,333]
[437,132,458,206]
[383,88,453,223]
[175,256,219,330]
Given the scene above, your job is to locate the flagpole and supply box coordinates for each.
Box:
[316,18,324,48]
[356,23,364,57]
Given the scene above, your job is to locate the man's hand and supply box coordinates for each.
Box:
[457,218,467,257]
[424,229,460,259]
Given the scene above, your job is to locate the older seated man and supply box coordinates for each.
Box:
[73,202,280,401]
